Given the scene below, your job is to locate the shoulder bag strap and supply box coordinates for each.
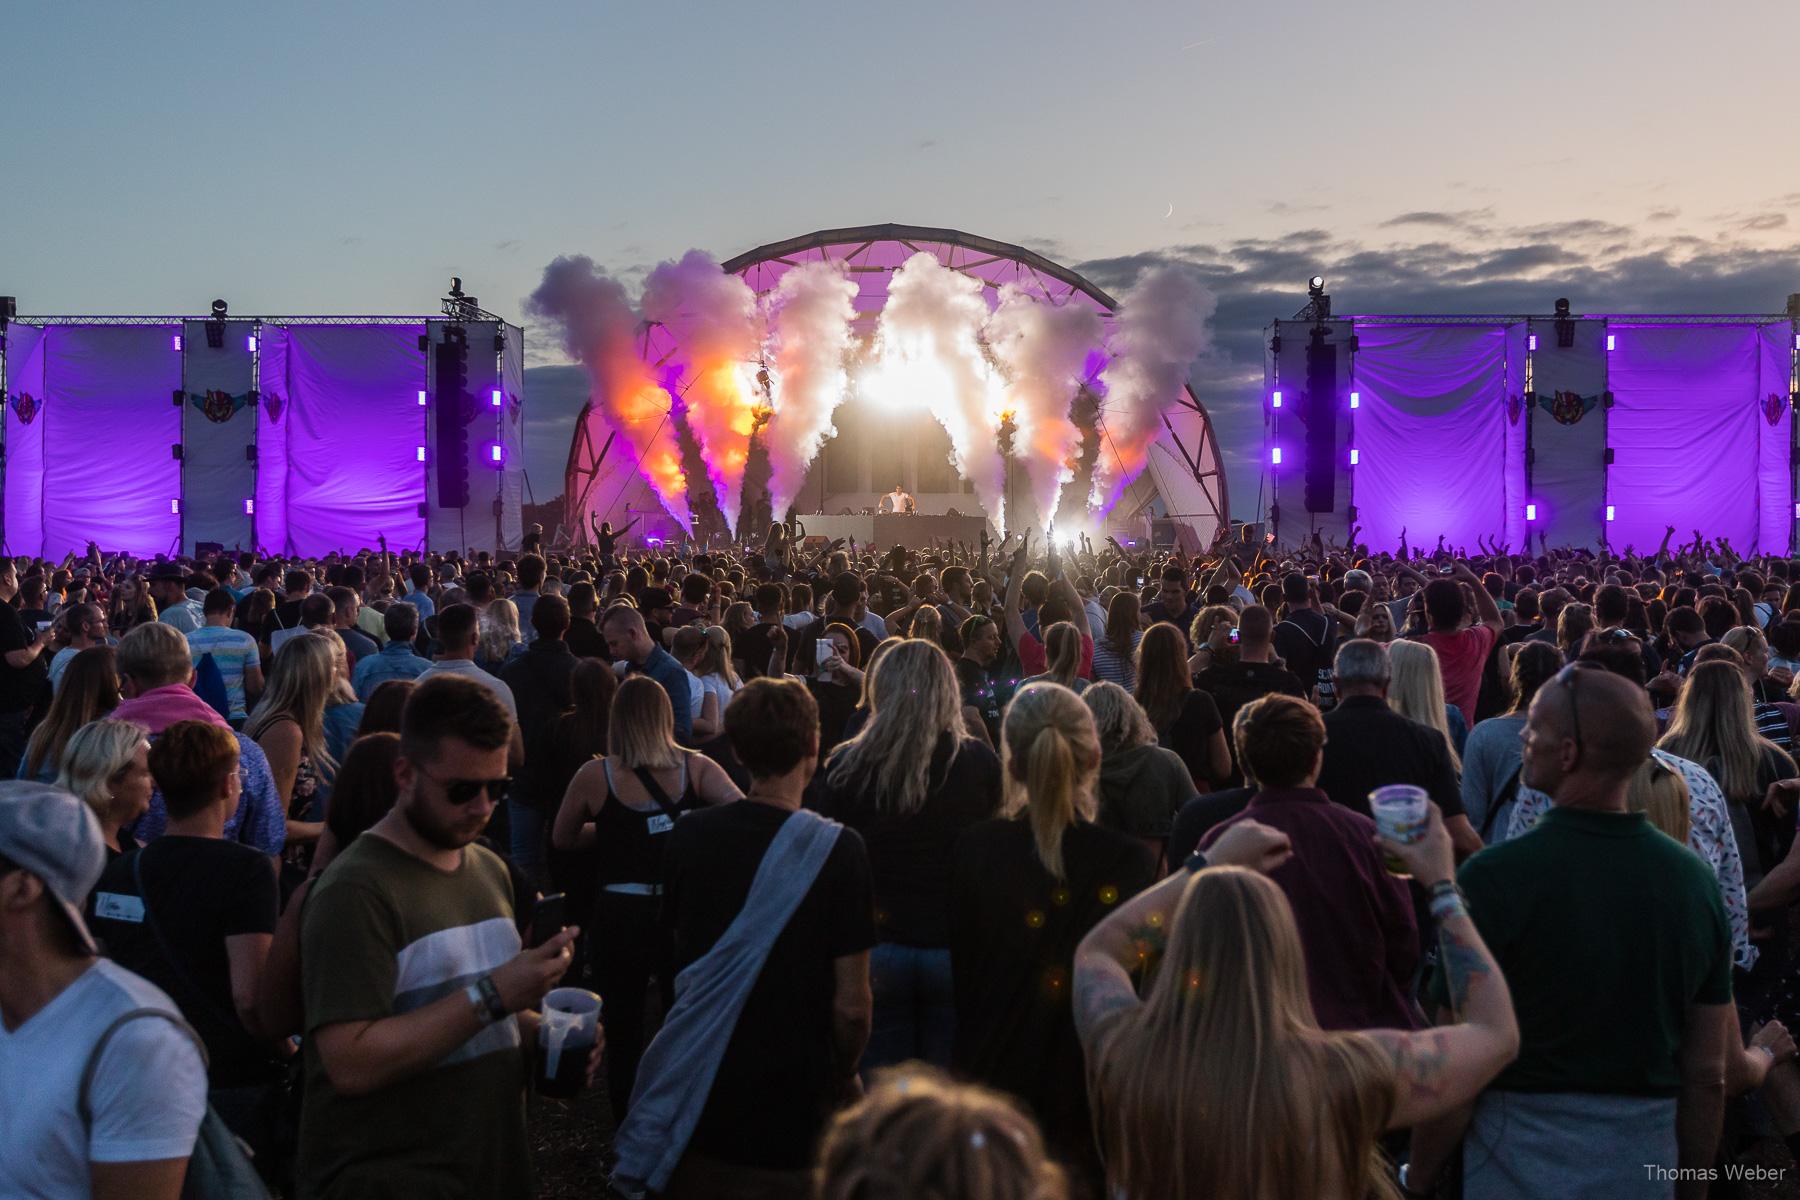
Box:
[631,764,685,820]
[79,1006,209,1127]
[131,848,243,1033]
[1482,765,1523,841]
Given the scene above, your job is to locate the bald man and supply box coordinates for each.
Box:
[601,605,693,741]
[1410,665,1735,1200]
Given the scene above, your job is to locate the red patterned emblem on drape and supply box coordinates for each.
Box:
[1765,392,1787,427]
[9,392,38,425]
[263,391,284,424]
[1507,394,1522,426]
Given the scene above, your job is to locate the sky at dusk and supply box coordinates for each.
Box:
[8,0,1800,508]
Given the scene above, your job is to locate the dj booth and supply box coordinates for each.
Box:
[799,513,989,550]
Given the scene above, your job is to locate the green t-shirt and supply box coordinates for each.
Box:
[1431,806,1732,1096]
[297,833,529,1200]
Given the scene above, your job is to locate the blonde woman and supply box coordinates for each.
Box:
[697,624,742,721]
[1387,638,1465,765]
[477,597,526,673]
[817,1065,1071,1200]
[948,683,1156,1182]
[1084,681,1196,856]
[1022,621,1088,694]
[1075,809,1517,1200]
[245,632,339,851]
[552,675,740,1117]
[815,638,1003,1070]
[56,718,154,857]
[1186,604,1238,677]
[1353,601,1396,643]
[1628,756,1692,844]
[1661,659,1798,883]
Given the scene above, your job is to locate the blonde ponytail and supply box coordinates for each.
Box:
[1002,682,1101,881]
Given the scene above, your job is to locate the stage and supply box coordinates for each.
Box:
[798,512,988,550]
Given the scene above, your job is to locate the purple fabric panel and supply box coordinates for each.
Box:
[284,326,426,555]
[255,327,291,554]
[4,326,47,557]
[1503,324,1529,550]
[181,320,255,553]
[1607,325,1758,552]
[43,326,182,558]
[1758,326,1792,555]
[1527,320,1609,548]
[1351,323,1508,553]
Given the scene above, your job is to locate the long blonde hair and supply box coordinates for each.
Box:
[1037,621,1084,690]
[827,638,963,814]
[701,624,741,689]
[1660,660,1794,804]
[1628,755,1692,844]
[817,1065,1069,1200]
[246,632,338,774]
[1088,868,1400,1200]
[1002,682,1100,880]
[608,675,684,771]
[1387,640,1459,769]
[480,598,522,662]
[1083,680,1157,756]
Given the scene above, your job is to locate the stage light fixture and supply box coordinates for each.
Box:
[416,446,427,462]
[1607,334,1616,351]
[171,334,183,351]
[1606,505,1616,522]
[243,498,255,515]
[1271,391,1282,408]
[1525,503,1538,522]
[211,299,228,317]
[417,390,427,406]
[1349,392,1360,409]
[1794,500,1800,519]
[1349,449,1359,466]
[1528,334,1538,351]
[1271,446,1283,465]
[1309,276,1325,295]
[489,443,505,465]
[1793,333,1800,350]
[1554,297,1575,348]
[170,499,181,514]
[491,389,503,408]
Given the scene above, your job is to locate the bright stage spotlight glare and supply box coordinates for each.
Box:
[1308,276,1325,295]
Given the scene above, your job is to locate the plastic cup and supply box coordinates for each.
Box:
[536,987,601,1099]
[1369,784,1430,877]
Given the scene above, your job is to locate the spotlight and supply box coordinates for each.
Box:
[206,298,227,349]
[1309,276,1325,296]
[1554,296,1575,348]
[211,299,228,317]
[1553,298,1571,318]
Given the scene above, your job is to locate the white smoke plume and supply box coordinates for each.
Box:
[640,250,763,536]
[986,286,1104,533]
[526,256,693,531]
[1091,265,1216,513]
[867,253,1008,531]
[762,262,858,520]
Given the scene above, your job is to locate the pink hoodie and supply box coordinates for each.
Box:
[110,683,230,734]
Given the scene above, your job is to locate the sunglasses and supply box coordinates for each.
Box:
[417,764,511,806]
[1554,661,1605,766]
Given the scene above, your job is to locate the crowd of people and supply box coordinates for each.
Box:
[4,519,1800,1198]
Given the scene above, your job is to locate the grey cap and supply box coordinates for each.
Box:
[0,781,104,955]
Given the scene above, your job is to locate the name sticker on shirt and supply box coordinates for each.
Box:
[646,813,675,835]
[94,892,145,923]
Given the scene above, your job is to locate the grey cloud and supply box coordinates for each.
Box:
[1647,208,1679,222]
[1737,213,1787,232]
[1379,208,1494,231]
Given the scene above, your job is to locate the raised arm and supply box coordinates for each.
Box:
[1453,562,1502,633]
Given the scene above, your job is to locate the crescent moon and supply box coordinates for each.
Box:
[1164,203,1174,219]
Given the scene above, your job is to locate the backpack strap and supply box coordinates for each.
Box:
[631,764,686,820]
[78,1006,208,1128]
[1482,765,1523,841]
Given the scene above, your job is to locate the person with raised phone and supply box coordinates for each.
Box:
[295,674,602,1199]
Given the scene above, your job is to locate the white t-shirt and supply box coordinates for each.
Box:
[0,959,206,1198]
[700,672,737,713]
[418,657,519,717]
[684,668,706,722]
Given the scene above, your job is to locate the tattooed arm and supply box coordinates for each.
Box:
[1371,807,1519,1136]
[1072,820,1292,1052]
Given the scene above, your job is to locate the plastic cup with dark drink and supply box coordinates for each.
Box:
[535,987,601,1099]
[1369,784,1430,877]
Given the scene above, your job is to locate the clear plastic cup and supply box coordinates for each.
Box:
[1369,784,1430,877]
[536,987,601,1099]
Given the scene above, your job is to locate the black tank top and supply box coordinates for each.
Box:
[592,756,704,885]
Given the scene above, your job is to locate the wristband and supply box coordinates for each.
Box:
[466,982,494,1027]
[1429,892,1468,924]
[476,974,509,1023]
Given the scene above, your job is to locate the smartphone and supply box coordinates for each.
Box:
[1228,627,1240,644]
[34,620,52,633]
[815,641,836,668]
[1135,575,1146,587]
[530,893,568,948]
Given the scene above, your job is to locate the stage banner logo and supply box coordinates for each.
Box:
[263,390,284,425]
[188,390,252,423]
[1765,392,1787,427]
[8,392,39,425]
[1539,390,1599,426]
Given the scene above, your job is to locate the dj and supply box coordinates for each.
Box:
[879,482,915,514]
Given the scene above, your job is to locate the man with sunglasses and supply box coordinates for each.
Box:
[1409,663,1736,1199]
[297,676,600,1199]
